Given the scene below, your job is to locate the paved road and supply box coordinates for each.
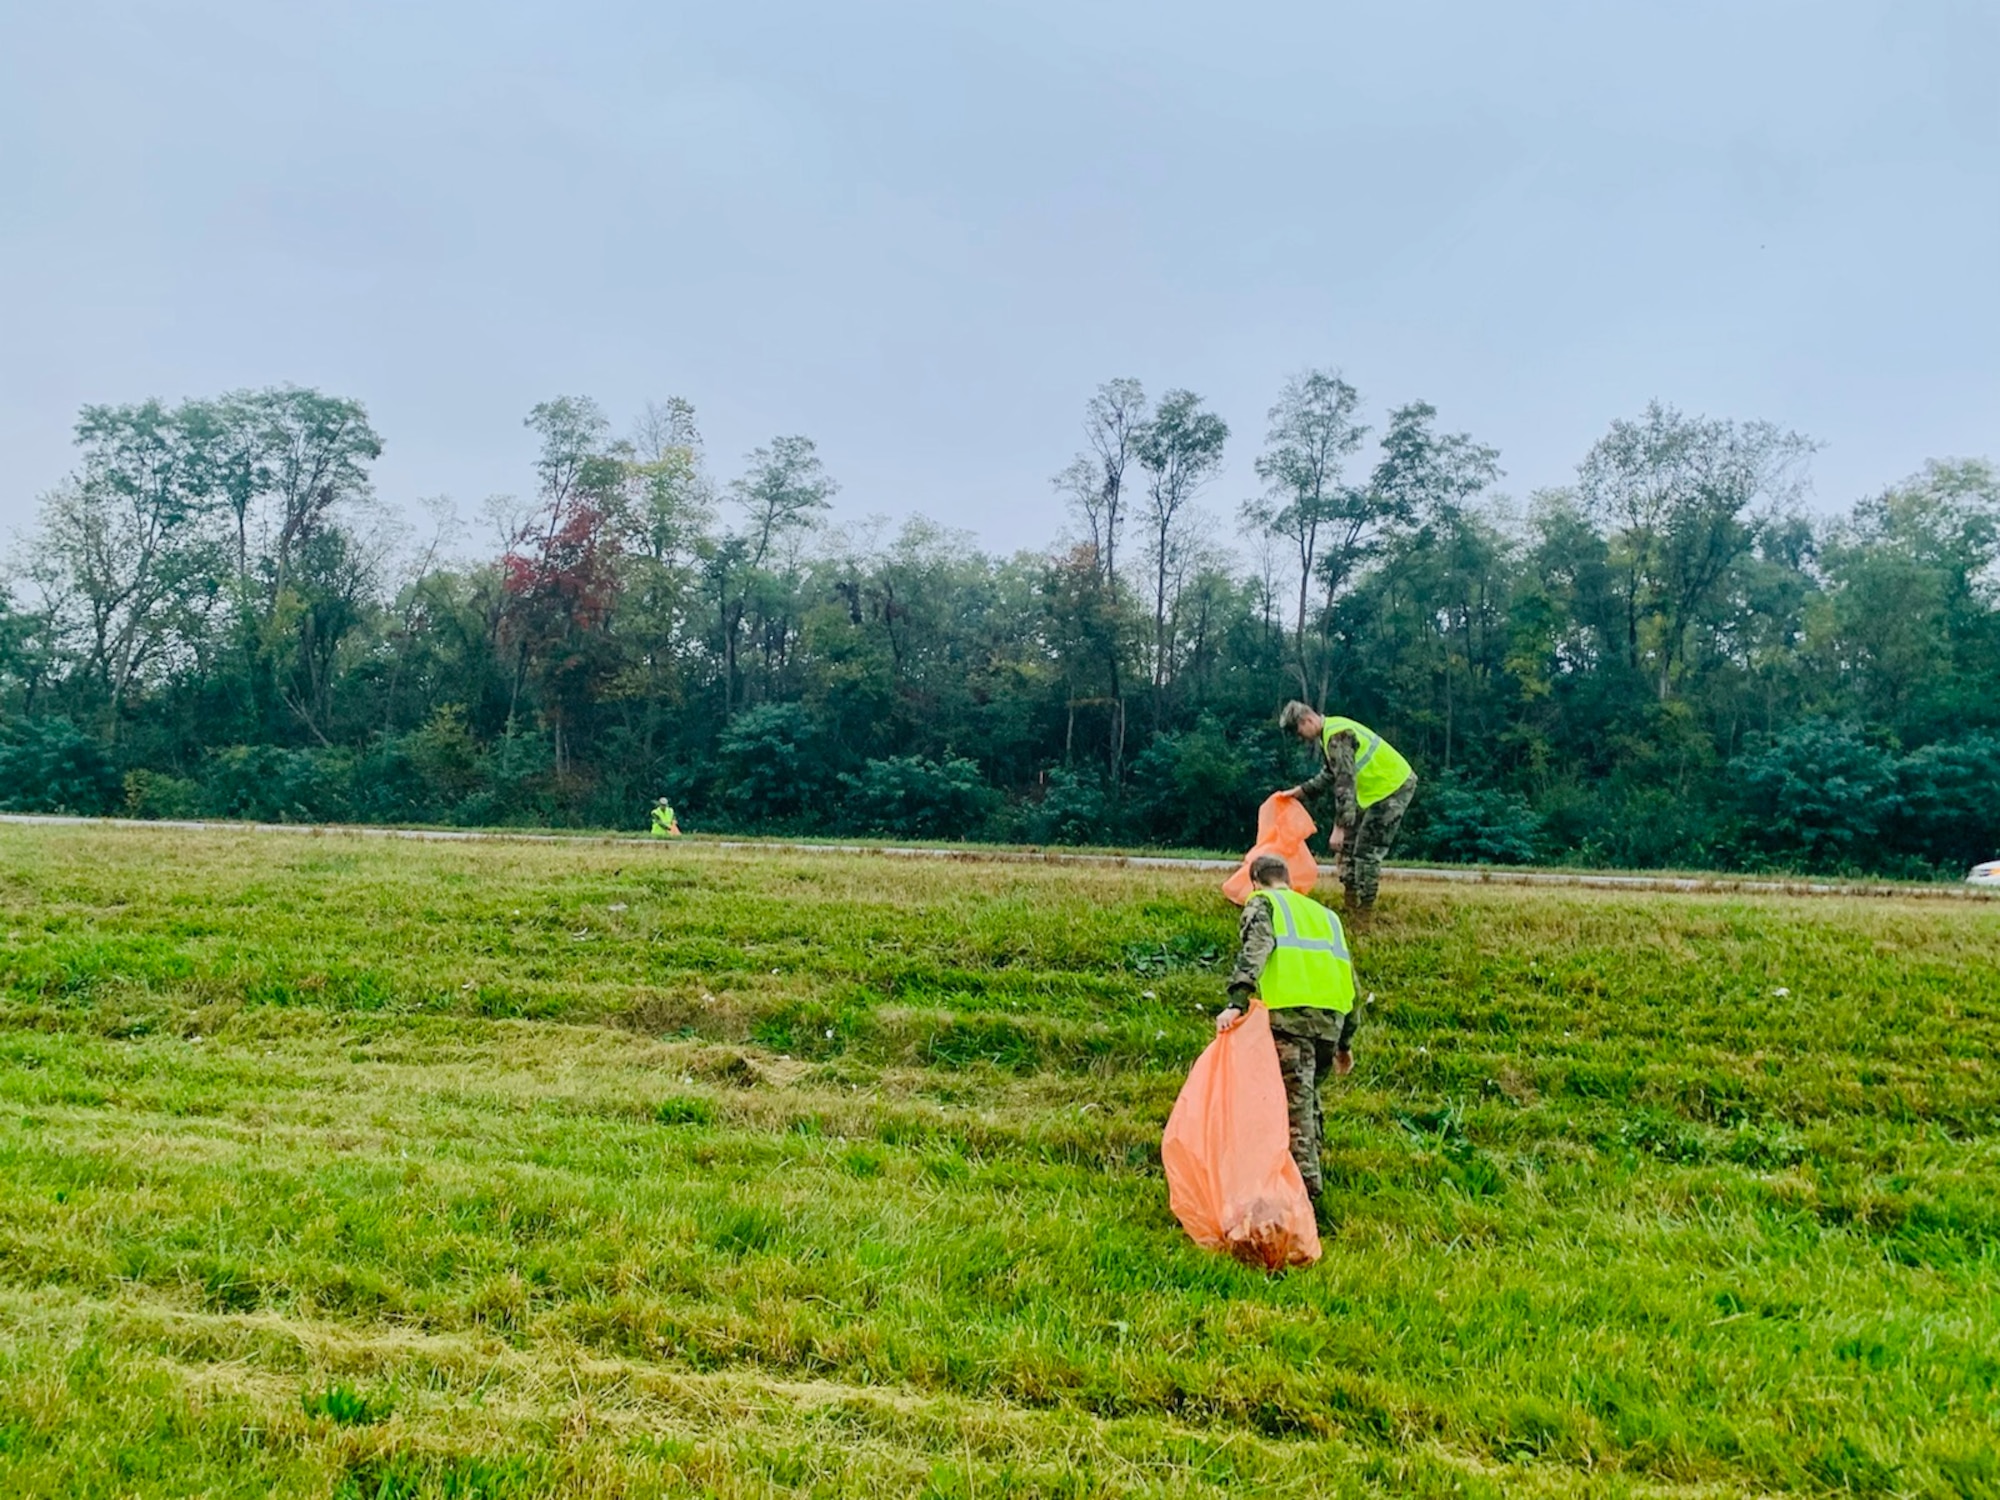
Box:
[4,812,1992,902]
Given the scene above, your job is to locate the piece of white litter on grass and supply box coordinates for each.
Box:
[1141,990,1157,1000]
[1772,987,1790,997]
[608,903,628,913]
[771,968,780,975]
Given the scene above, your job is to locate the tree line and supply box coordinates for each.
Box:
[2,377,1996,876]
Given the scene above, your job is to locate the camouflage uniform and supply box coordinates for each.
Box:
[1299,730,1417,911]
[1227,894,1363,1198]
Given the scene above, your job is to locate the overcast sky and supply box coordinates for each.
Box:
[3,0,1996,557]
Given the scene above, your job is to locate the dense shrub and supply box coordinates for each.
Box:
[1127,715,1266,850]
[1728,720,1901,870]
[451,721,557,827]
[713,704,843,830]
[1891,734,2000,871]
[1404,772,1542,865]
[344,738,445,826]
[1537,780,1725,871]
[123,769,201,819]
[838,754,999,840]
[405,706,486,804]
[200,745,354,823]
[1027,768,1111,846]
[0,718,122,815]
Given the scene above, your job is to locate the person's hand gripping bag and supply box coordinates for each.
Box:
[1221,792,1320,905]
[1161,1003,1321,1270]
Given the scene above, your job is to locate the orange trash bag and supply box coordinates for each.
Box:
[1160,1003,1322,1270]
[1222,792,1319,905]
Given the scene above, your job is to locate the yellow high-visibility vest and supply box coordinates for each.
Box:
[1321,716,1413,808]
[1252,888,1355,1013]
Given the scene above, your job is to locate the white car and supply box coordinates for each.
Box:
[1970,861,2000,887]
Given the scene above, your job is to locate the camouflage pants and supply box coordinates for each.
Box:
[1337,776,1417,911]
[1270,1004,1362,1197]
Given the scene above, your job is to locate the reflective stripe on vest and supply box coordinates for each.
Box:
[1321,715,1413,809]
[1252,888,1356,1013]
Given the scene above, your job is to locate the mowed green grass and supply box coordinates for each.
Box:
[0,826,1995,1499]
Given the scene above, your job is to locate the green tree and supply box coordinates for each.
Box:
[605,398,716,773]
[1254,369,1367,695]
[25,400,230,732]
[717,436,836,715]
[1053,379,1148,772]
[241,387,383,598]
[1055,378,1147,588]
[1578,402,1813,701]
[500,398,626,770]
[1810,459,2000,743]
[1355,403,1504,772]
[1133,390,1228,729]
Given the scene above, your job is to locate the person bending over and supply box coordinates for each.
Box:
[1276,700,1417,918]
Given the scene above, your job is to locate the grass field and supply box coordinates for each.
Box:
[0,823,1996,1498]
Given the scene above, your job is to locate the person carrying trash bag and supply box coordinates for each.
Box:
[1215,853,1363,1209]
[1160,996,1321,1270]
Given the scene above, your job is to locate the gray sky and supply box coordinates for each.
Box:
[3,0,1996,557]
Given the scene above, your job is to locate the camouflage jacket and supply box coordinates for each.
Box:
[1298,729,1360,829]
[1226,895,1278,1000]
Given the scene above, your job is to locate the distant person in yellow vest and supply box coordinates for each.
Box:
[650,797,681,838]
[1216,854,1363,1205]
[1276,700,1417,917]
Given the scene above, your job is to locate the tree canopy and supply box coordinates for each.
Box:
[5,380,1996,876]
